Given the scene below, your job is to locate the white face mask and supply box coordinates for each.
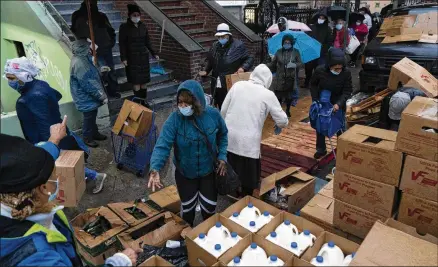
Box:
[131,16,140,24]
[356,22,361,26]
[317,18,325,24]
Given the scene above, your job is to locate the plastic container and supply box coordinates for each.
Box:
[229,212,241,224]
[241,242,268,266]
[287,241,302,257]
[342,253,356,266]
[194,233,209,246]
[239,203,261,225]
[228,256,242,266]
[266,231,281,246]
[317,241,345,266]
[267,255,284,266]
[258,211,274,227]
[298,230,316,250]
[211,244,225,258]
[310,256,326,266]
[275,220,299,247]
[228,232,241,247]
[248,221,259,233]
[207,222,231,244]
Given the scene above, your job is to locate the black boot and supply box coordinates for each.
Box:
[133,89,150,108]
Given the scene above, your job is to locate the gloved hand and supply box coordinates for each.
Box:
[274,125,282,135]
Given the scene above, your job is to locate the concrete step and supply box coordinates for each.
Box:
[152,0,183,7]
[62,10,121,24]
[51,1,114,12]
[177,21,204,31]
[185,28,214,38]
[160,6,189,15]
[117,70,173,86]
[114,58,166,78]
[147,81,179,100]
[167,13,197,22]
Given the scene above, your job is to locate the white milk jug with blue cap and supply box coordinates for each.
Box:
[207,222,231,245]
[266,231,281,246]
[267,255,284,266]
[248,221,259,232]
[241,243,268,266]
[342,253,356,266]
[317,241,344,266]
[229,212,241,224]
[287,241,303,257]
[228,256,242,266]
[275,220,299,246]
[211,243,225,258]
[194,233,209,246]
[228,232,241,247]
[311,256,327,266]
[239,203,261,225]
[299,230,316,250]
[258,211,274,227]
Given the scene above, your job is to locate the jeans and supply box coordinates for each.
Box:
[83,109,98,139]
[97,50,119,96]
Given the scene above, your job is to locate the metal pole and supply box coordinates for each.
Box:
[343,0,350,51]
[86,0,98,66]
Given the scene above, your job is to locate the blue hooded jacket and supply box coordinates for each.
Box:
[150,80,228,178]
[70,39,106,112]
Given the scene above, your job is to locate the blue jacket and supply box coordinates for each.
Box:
[70,40,106,112]
[150,80,228,178]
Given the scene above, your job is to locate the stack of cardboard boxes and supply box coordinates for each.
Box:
[395,96,438,238]
[333,124,401,239]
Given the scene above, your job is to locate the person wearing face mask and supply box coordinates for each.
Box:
[349,19,368,67]
[119,4,159,107]
[221,64,288,196]
[359,7,372,31]
[148,80,228,226]
[71,0,120,99]
[304,12,333,88]
[4,57,107,194]
[0,133,141,267]
[199,23,254,109]
[333,19,350,49]
[267,34,303,117]
[310,48,352,159]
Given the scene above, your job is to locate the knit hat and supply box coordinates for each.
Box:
[389,92,411,120]
[0,134,55,194]
[127,4,141,17]
[282,34,295,45]
[327,48,346,67]
[215,23,232,37]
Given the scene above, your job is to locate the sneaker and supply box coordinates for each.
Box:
[314,151,328,160]
[93,132,107,141]
[108,93,121,99]
[84,138,99,148]
[93,173,107,194]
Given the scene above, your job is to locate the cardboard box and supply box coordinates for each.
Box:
[186,214,250,267]
[71,207,129,256]
[400,155,438,202]
[221,196,282,231]
[333,171,397,217]
[77,241,120,267]
[397,192,438,237]
[258,167,316,213]
[318,180,333,199]
[336,125,403,186]
[107,201,160,226]
[117,212,188,249]
[301,231,360,263]
[138,255,174,267]
[225,72,251,90]
[148,185,181,214]
[333,200,388,239]
[419,11,438,43]
[388,58,438,97]
[257,211,324,257]
[350,220,438,266]
[112,99,153,138]
[52,150,85,207]
[218,234,294,266]
[395,97,438,161]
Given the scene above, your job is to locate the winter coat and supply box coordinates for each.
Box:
[334,28,350,49]
[203,37,254,90]
[363,13,373,31]
[71,2,115,54]
[221,64,288,159]
[119,19,156,85]
[150,80,228,179]
[70,40,107,113]
[309,23,333,56]
[352,23,368,42]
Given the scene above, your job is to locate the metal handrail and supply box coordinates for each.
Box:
[39,1,77,46]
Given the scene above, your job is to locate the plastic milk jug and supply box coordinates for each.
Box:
[342,253,356,266]
[317,241,345,266]
[288,242,302,257]
[266,231,281,246]
[228,256,242,266]
[299,230,316,250]
[194,233,209,246]
[258,211,274,227]
[241,243,268,266]
[228,232,241,247]
[207,222,231,244]
[239,203,261,225]
[267,255,284,266]
[229,212,241,224]
[310,256,326,266]
[248,221,259,232]
[275,220,299,246]
[211,244,225,258]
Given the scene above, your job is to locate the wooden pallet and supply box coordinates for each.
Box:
[347,88,392,114]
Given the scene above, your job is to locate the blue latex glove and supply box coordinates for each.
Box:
[274,125,282,135]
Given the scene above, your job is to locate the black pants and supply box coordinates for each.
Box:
[316,131,342,153]
[97,50,119,96]
[175,170,217,226]
[228,152,261,197]
[350,43,364,63]
[214,86,227,110]
[82,109,98,139]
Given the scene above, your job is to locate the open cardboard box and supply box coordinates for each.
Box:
[350,219,438,266]
[107,201,160,226]
[225,72,251,90]
[186,213,251,267]
[71,207,128,256]
[301,231,360,264]
[221,195,282,232]
[336,124,403,186]
[257,211,324,258]
[112,99,153,138]
[148,185,181,214]
[138,255,174,267]
[395,97,438,162]
[77,241,120,267]
[257,167,315,214]
[117,212,188,250]
[218,234,295,266]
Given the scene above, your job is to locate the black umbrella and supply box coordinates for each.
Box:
[350,12,365,24]
[328,5,347,21]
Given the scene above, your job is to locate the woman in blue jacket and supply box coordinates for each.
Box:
[148,80,228,226]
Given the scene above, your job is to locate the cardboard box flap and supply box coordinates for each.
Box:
[402,97,438,120]
[306,194,333,210]
[385,219,438,244]
[318,180,333,199]
[128,105,143,121]
[342,125,398,149]
[259,167,301,195]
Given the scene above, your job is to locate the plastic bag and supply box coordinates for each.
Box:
[150,65,166,75]
[346,35,360,55]
[137,243,189,267]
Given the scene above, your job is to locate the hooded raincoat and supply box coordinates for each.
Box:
[150,80,228,179]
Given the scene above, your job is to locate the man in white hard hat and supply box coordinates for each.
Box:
[199,23,254,109]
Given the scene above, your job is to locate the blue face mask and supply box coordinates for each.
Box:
[336,24,343,31]
[283,43,292,50]
[331,69,341,75]
[8,80,25,93]
[48,179,59,202]
[179,105,194,116]
[218,39,228,46]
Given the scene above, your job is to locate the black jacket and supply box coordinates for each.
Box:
[203,37,254,90]
[308,23,333,56]
[119,20,156,85]
[310,65,353,109]
[267,48,302,92]
[71,2,115,54]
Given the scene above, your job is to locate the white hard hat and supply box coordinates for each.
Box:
[215,23,232,37]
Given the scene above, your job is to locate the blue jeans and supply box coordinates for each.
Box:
[82,109,98,139]
[97,50,119,96]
